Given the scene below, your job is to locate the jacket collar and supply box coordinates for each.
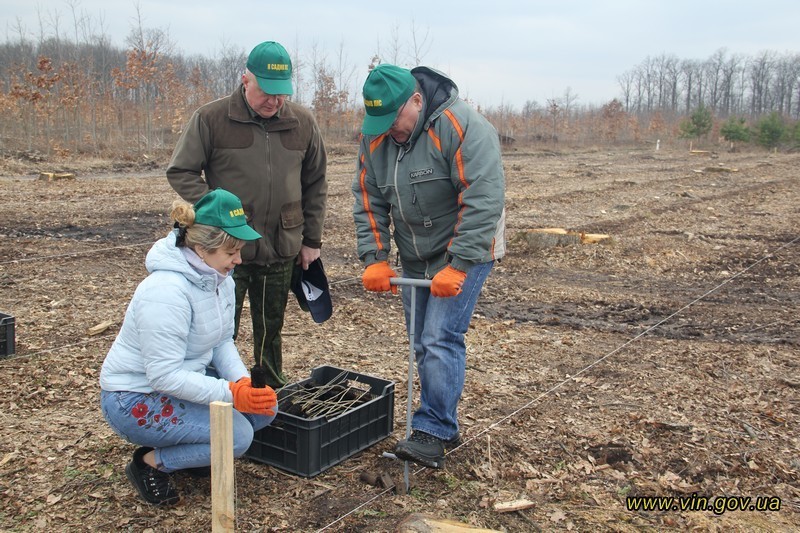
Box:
[146,231,219,292]
[228,85,300,132]
[412,66,458,131]
[181,246,230,288]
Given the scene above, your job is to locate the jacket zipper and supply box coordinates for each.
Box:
[394,147,438,279]
[215,287,224,346]
[393,147,432,278]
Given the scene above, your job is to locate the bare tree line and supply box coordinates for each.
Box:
[0,9,444,156]
[617,48,800,119]
[1,8,798,157]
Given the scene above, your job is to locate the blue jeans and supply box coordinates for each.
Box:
[100,389,275,473]
[401,261,493,441]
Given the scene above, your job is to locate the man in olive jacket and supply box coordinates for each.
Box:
[352,64,505,468]
[168,41,327,389]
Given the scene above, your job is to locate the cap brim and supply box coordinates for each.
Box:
[223,224,262,241]
[361,111,398,136]
[254,76,294,96]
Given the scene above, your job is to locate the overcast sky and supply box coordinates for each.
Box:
[2,1,799,109]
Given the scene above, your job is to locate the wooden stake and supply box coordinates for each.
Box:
[210,401,235,532]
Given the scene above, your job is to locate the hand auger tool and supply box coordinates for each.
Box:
[388,277,432,494]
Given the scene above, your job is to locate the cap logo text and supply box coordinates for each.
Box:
[267,63,289,71]
[229,208,245,217]
[364,99,382,107]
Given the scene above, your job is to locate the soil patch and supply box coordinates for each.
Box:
[0,146,798,531]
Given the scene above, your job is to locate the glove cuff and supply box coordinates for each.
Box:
[447,257,474,273]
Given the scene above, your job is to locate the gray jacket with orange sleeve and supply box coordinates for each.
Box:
[352,66,506,279]
[167,85,327,266]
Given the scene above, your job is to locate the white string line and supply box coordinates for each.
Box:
[1,245,364,282]
[0,242,153,265]
[329,276,360,286]
[0,238,362,282]
[462,241,800,441]
[0,251,359,362]
[317,235,798,532]
[1,333,117,361]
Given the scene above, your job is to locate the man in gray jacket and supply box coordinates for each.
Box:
[168,41,327,389]
[352,64,505,468]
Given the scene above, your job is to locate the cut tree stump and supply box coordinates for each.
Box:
[38,172,75,181]
[397,513,502,532]
[513,228,611,251]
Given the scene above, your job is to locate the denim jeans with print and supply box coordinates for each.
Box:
[401,261,493,441]
[100,389,275,472]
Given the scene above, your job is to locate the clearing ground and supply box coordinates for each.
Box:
[0,143,798,532]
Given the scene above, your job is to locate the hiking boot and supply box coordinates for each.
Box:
[394,430,458,469]
[125,447,180,505]
[445,433,462,448]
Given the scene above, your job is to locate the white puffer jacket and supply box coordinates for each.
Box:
[100,230,247,404]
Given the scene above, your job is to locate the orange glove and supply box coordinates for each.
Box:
[229,377,277,416]
[362,261,398,294]
[431,265,467,297]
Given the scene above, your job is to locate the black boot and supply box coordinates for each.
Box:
[394,431,458,469]
[125,447,180,505]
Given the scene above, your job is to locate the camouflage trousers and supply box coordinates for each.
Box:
[232,260,294,388]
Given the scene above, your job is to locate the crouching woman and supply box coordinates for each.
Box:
[100,188,277,506]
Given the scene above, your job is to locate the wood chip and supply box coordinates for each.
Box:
[86,320,114,336]
[493,498,535,513]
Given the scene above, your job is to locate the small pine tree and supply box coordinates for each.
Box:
[720,117,751,150]
[679,105,713,140]
[756,112,785,150]
[720,117,750,143]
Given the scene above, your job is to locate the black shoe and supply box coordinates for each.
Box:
[183,466,211,479]
[394,430,456,469]
[125,447,180,505]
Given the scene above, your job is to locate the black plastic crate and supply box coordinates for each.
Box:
[245,365,394,477]
[0,313,14,358]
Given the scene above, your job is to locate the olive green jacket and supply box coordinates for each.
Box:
[167,86,327,266]
[352,67,505,279]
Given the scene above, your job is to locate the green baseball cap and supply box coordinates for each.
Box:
[246,41,293,95]
[193,189,262,242]
[361,64,416,135]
